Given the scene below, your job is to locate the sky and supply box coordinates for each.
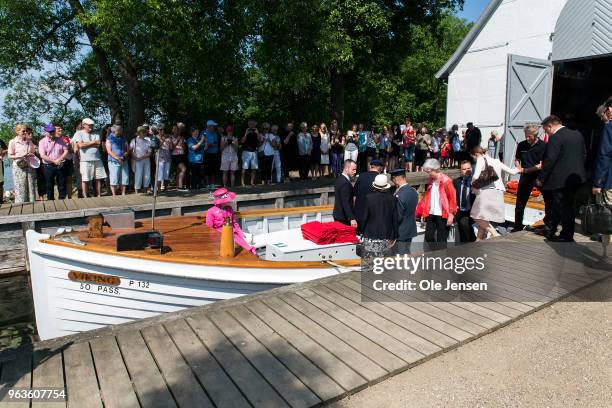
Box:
[456,0,490,22]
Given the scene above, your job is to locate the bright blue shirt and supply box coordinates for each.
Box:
[107,134,126,164]
[200,130,219,154]
[187,136,204,163]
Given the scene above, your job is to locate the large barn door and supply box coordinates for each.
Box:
[504,54,553,169]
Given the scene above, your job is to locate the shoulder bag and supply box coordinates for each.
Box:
[472,157,499,189]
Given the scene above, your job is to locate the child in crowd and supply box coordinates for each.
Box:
[440,136,451,168]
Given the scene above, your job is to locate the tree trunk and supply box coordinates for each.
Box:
[109,43,145,136]
[331,69,345,130]
[111,40,145,134]
[67,0,123,125]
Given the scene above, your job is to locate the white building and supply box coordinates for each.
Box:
[437,0,612,166]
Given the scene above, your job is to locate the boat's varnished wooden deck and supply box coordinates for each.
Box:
[41,192,541,269]
[1,231,609,407]
[42,213,359,269]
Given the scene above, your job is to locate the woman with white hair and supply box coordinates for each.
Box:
[470,146,523,240]
[416,158,457,249]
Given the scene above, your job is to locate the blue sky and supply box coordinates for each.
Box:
[456,0,489,22]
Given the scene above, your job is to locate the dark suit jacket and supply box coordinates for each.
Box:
[465,127,482,153]
[453,176,476,212]
[594,122,612,189]
[362,191,398,240]
[394,184,418,241]
[333,175,355,223]
[538,127,587,190]
[354,171,378,227]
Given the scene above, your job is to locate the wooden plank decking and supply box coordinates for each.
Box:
[0,171,456,226]
[0,231,609,407]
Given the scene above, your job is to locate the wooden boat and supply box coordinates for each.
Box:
[26,195,544,341]
[26,205,368,340]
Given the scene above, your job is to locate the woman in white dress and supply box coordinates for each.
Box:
[319,122,330,176]
[470,146,523,240]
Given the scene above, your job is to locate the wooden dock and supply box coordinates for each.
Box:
[0,231,608,407]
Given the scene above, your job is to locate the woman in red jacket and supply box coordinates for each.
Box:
[416,159,458,249]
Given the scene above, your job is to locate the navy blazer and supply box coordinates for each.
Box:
[594,122,612,189]
[362,191,398,240]
[354,171,378,227]
[332,175,355,223]
[394,184,418,241]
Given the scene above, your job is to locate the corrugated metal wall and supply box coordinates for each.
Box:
[553,0,612,61]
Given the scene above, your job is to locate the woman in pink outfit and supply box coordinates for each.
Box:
[206,188,256,255]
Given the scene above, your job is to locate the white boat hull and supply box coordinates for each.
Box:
[26,230,350,341]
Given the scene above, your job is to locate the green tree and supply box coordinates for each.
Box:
[0,0,469,134]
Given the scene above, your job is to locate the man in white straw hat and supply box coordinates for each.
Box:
[360,173,398,271]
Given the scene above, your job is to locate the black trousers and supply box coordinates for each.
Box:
[515,176,537,231]
[44,164,66,200]
[187,162,203,189]
[261,155,274,182]
[456,210,475,243]
[298,155,310,180]
[425,215,449,250]
[548,186,579,239]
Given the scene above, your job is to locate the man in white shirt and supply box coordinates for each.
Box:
[73,118,106,197]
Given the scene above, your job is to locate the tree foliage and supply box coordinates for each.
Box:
[0,0,469,135]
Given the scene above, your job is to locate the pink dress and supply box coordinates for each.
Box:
[205,205,256,254]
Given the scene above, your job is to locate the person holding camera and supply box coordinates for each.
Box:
[220,125,238,187]
[241,119,259,186]
[186,125,206,190]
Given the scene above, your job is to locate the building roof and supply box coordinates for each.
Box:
[435,0,504,80]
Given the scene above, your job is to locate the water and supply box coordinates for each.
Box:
[3,157,12,191]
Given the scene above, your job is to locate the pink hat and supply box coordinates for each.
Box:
[212,188,236,205]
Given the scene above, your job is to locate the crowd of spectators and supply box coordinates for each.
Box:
[1,116,495,203]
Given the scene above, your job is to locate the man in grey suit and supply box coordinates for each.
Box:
[391,169,419,254]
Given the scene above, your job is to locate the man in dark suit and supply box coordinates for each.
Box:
[537,115,587,242]
[333,159,358,227]
[391,169,418,254]
[465,122,482,155]
[354,159,383,231]
[453,160,476,243]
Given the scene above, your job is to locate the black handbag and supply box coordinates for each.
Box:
[472,157,499,189]
[581,193,612,235]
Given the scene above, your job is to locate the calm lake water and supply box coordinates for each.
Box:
[3,156,13,191]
